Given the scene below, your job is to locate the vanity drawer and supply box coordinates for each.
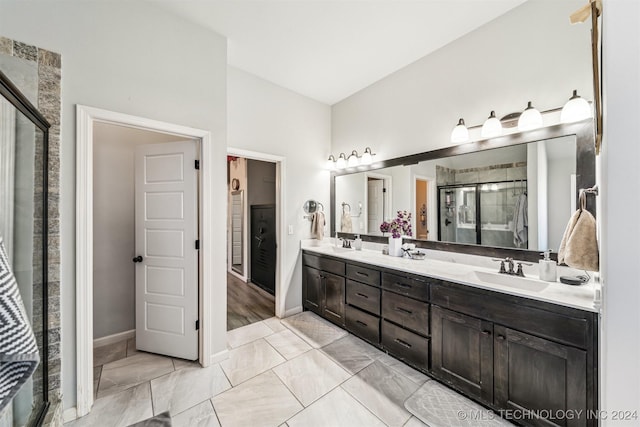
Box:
[346,280,381,315]
[303,253,345,276]
[381,320,429,372]
[346,305,380,345]
[346,264,380,287]
[382,272,429,302]
[382,290,429,336]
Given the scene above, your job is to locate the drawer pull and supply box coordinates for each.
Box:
[497,335,506,341]
[355,292,369,299]
[395,338,412,349]
[356,320,368,327]
[395,282,412,289]
[481,330,491,336]
[356,271,369,277]
[395,306,413,315]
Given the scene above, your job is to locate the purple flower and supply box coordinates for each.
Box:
[380,210,413,238]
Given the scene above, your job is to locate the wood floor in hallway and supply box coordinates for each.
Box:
[227,273,275,331]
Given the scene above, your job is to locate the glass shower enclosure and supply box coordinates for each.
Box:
[438,180,528,249]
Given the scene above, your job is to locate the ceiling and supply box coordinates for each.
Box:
[157,0,527,105]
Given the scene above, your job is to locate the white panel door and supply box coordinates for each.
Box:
[367,179,384,234]
[135,141,198,360]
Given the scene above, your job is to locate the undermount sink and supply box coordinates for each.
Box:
[327,246,353,253]
[472,270,549,292]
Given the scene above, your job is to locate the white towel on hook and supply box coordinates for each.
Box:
[341,212,352,233]
[513,193,528,248]
[558,192,599,271]
[310,211,325,240]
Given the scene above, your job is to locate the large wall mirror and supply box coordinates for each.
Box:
[331,120,595,262]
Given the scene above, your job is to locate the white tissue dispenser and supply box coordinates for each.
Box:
[539,250,557,282]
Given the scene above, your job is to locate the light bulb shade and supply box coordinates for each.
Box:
[347,153,359,167]
[517,102,543,131]
[361,147,373,165]
[481,111,502,138]
[561,90,592,123]
[336,153,347,169]
[325,155,336,170]
[450,118,469,143]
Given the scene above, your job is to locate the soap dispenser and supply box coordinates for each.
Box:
[354,235,363,251]
[539,250,557,282]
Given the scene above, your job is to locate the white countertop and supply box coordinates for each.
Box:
[301,240,600,313]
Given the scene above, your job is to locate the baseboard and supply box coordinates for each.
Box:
[283,306,303,318]
[210,348,229,366]
[93,329,135,348]
[62,407,77,423]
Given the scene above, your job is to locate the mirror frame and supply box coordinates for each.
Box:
[330,119,595,262]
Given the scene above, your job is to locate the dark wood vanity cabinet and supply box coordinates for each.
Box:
[431,305,494,405]
[302,253,346,326]
[302,251,598,426]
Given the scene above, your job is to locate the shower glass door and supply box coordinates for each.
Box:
[438,186,476,244]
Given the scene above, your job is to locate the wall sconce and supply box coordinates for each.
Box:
[325,155,336,170]
[326,148,375,170]
[361,147,374,165]
[517,101,543,131]
[347,150,360,167]
[450,118,469,143]
[481,111,502,138]
[560,90,592,123]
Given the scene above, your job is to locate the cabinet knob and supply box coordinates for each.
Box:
[481,330,491,336]
[497,335,506,340]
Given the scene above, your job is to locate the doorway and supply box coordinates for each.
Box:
[76,106,216,417]
[226,150,283,330]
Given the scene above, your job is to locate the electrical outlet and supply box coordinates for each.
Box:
[288,225,294,235]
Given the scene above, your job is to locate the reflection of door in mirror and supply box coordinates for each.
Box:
[230,190,243,275]
[367,178,384,234]
[415,178,428,239]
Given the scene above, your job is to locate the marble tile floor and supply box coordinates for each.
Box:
[70,311,509,427]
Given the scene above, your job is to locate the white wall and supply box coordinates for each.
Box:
[93,123,189,339]
[0,0,228,411]
[601,0,640,423]
[331,0,591,160]
[227,66,331,315]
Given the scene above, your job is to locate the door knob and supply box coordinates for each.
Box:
[132,255,143,263]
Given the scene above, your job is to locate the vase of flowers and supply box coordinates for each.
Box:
[380,210,413,257]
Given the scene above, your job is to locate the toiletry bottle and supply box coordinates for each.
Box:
[354,235,363,251]
[539,250,557,282]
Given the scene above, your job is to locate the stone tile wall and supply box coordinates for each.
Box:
[0,37,62,426]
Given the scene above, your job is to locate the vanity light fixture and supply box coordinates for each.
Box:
[325,154,336,170]
[560,90,592,123]
[517,101,543,131]
[481,111,503,138]
[450,118,469,143]
[347,150,360,167]
[336,153,347,169]
[360,147,374,165]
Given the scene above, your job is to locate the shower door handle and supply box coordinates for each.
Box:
[445,218,452,226]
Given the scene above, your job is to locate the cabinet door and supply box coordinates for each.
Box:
[323,272,345,326]
[431,305,493,404]
[494,325,588,427]
[303,266,322,315]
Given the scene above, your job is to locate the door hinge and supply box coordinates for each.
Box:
[195,320,199,330]
[195,240,200,250]
[195,160,200,170]
[383,188,387,193]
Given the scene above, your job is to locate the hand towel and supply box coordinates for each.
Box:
[558,194,599,271]
[0,236,40,412]
[310,211,325,240]
[513,193,528,248]
[340,212,352,233]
